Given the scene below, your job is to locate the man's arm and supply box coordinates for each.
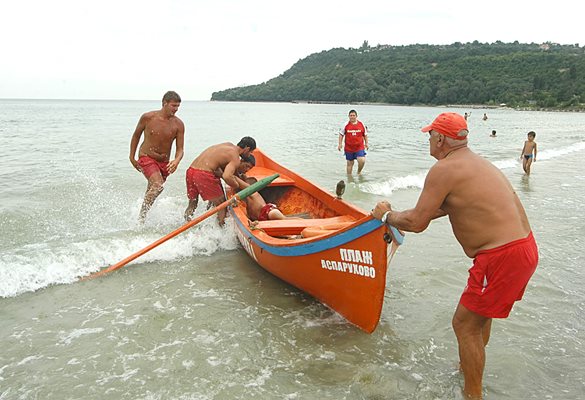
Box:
[233,175,250,190]
[167,120,185,174]
[432,209,448,220]
[129,114,147,171]
[373,165,450,232]
[222,159,240,189]
[338,133,344,151]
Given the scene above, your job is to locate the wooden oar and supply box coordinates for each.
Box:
[80,173,279,281]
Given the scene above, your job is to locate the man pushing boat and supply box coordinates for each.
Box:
[184,137,256,225]
[372,112,538,399]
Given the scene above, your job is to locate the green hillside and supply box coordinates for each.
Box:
[211,41,585,109]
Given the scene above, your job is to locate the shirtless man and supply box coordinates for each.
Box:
[372,112,538,399]
[234,175,287,221]
[129,91,185,223]
[184,137,256,225]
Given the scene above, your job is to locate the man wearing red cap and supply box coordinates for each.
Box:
[372,112,538,399]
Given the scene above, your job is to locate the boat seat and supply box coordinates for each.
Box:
[255,215,355,236]
[248,166,295,186]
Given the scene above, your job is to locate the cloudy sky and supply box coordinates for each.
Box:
[1,0,581,100]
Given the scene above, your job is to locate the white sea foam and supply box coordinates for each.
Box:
[16,355,43,366]
[494,141,585,169]
[362,141,585,196]
[243,367,273,388]
[0,215,240,298]
[537,141,585,160]
[360,172,427,196]
[59,327,105,345]
[493,158,520,170]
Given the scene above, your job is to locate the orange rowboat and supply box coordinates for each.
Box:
[229,149,394,333]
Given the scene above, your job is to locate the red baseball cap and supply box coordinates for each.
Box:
[421,112,469,140]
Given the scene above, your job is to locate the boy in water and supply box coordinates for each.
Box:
[520,131,538,174]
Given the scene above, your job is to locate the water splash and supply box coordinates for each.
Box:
[0,216,239,298]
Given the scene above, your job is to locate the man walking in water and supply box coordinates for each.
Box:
[372,112,538,399]
[129,91,185,223]
[338,109,368,175]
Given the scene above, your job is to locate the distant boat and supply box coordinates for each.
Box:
[228,149,394,333]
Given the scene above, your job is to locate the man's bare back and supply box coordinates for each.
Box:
[431,148,531,257]
[189,142,243,190]
[183,137,256,224]
[190,142,240,172]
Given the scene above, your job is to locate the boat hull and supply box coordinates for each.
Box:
[229,149,389,333]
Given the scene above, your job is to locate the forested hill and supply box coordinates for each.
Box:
[211,41,585,109]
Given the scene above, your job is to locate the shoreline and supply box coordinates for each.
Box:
[219,99,585,112]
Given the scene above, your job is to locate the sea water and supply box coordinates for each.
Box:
[1,100,584,399]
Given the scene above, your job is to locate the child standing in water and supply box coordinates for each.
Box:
[520,131,538,174]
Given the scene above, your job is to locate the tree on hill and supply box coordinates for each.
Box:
[211,42,585,110]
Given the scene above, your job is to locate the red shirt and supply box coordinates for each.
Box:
[342,121,367,152]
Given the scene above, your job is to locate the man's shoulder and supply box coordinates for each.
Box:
[141,110,158,119]
[215,142,237,151]
[171,115,185,129]
[208,143,238,161]
[432,151,478,173]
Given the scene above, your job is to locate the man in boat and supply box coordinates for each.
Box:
[184,137,256,225]
[234,173,288,221]
[372,112,538,399]
[129,91,185,223]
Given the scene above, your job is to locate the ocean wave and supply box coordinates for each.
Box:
[537,141,585,160]
[493,141,585,168]
[0,218,239,298]
[362,141,585,195]
[359,173,426,196]
[492,159,519,169]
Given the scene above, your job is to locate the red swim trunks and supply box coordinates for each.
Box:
[258,203,278,221]
[138,156,169,181]
[185,168,224,201]
[460,232,538,318]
